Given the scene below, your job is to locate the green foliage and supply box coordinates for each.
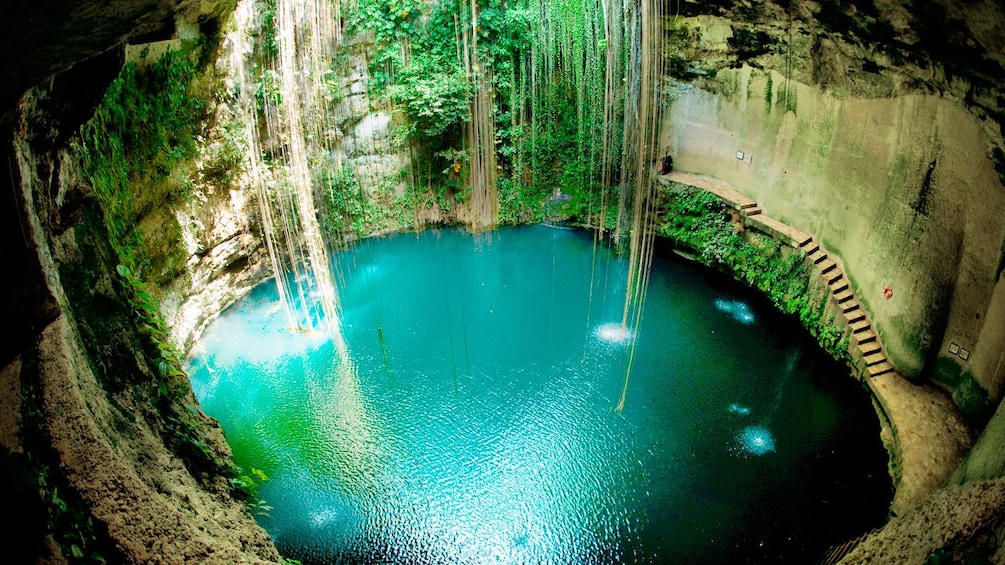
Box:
[74,46,202,395]
[201,115,248,185]
[255,68,283,112]
[388,59,473,139]
[113,263,227,474]
[317,164,369,237]
[347,0,425,49]
[933,357,995,429]
[68,48,235,492]
[498,177,542,224]
[114,264,186,388]
[343,0,617,226]
[657,184,851,361]
[46,486,108,564]
[347,0,427,93]
[478,4,535,58]
[74,50,204,274]
[230,467,274,517]
[260,0,279,60]
[72,47,203,387]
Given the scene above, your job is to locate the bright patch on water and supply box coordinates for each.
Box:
[728,403,752,416]
[737,425,776,456]
[714,298,756,324]
[594,322,634,344]
[187,226,891,564]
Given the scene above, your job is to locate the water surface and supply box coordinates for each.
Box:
[187,226,891,564]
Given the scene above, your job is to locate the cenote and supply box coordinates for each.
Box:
[186,225,892,564]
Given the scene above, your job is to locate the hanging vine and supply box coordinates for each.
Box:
[235,0,673,411]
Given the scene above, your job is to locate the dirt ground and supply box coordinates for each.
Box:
[868,372,972,516]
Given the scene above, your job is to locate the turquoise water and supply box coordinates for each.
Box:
[186,226,891,564]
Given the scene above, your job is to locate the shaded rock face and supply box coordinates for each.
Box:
[1,83,281,564]
[0,0,230,112]
[840,478,1005,564]
[0,0,282,563]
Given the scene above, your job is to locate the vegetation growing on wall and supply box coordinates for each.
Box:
[342,0,502,222]
[68,49,252,502]
[933,356,995,429]
[333,0,656,230]
[656,183,850,361]
[74,51,203,279]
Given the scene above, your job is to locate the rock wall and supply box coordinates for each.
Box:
[142,17,412,353]
[308,50,412,201]
[159,85,271,352]
[662,41,1005,419]
[0,1,285,561]
[1,82,281,564]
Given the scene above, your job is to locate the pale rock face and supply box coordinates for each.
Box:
[333,57,371,126]
[335,93,370,125]
[349,112,394,155]
[328,58,411,194]
[167,171,269,351]
[351,153,411,195]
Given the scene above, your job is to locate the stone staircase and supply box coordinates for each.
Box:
[660,170,974,519]
[818,529,876,565]
[798,237,894,378]
[660,171,893,378]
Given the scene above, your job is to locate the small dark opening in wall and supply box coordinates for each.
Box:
[224,256,250,275]
[199,17,220,40]
[49,48,124,145]
[129,18,176,45]
[656,155,674,174]
[911,159,937,216]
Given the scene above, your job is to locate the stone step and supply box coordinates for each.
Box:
[830,279,849,293]
[868,361,894,378]
[855,329,877,344]
[841,300,861,314]
[844,307,868,321]
[803,242,821,256]
[739,201,759,209]
[863,351,887,366]
[859,340,882,356]
[818,258,837,274]
[746,207,763,216]
[834,288,855,303]
[825,270,844,285]
[797,235,814,247]
[849,319,870,333]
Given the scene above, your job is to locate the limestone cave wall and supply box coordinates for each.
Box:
[660,4,1005,430]
[0,1,283,562]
